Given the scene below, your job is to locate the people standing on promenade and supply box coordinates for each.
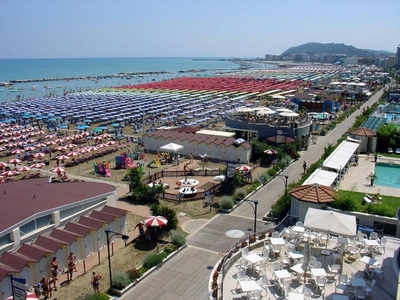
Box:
[91,271,102,293]
[40,276,50,298]
[67,252,77,272]
[51,257,61,273]
[302,161,307,174]
[67,259,76,282]
[50,266,59,291]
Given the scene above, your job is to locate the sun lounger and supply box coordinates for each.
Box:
[388,147,393,153]
[396,148,400,154]
[363,197,372,203]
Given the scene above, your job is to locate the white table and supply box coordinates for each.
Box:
[244,253,265,271]
[148,182,169,189]
[359,256,379,274]
[291,263,306,282]
[274,269,292,280]
[179,187,197,195]
[270,237,285,245]
[292,226,305,233]
[288,251,303,260]
[364,239,380,255]
[239,280,261,294]
[311,268,327,278]
[332,295,349,300]
[179,179,199,186]
[350,278,366,288]
[288,292,304,300]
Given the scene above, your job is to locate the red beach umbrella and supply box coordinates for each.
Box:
[67,152,80,157]
[236,165,252,172]
[2,170,19,177]
[56,155,69,160]
[17,165,31,172]
[51,166,65,173]
[106,141,116,145]
[46,141,56,146]
[8,158,22,164]
[25,146,36,151]
[30,162,45,169]
[11,149,25,155]
[144,216,168,227]
[264,149,277,155]
[33,152,46,158]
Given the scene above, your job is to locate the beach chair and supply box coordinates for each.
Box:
[388,147,393,153]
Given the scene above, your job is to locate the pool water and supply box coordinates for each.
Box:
[374,162,400,189]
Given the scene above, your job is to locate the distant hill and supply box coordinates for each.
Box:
[282,42,393,57]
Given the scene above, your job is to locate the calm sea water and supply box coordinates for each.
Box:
[0,57,241,102]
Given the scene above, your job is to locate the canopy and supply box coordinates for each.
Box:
[304,208,356,237]
[159,142,183,152]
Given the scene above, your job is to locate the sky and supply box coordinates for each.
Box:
[1,0,399,59]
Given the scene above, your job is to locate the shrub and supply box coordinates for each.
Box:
[126,267,146,281]
[164,243,177,254]
[234,187,247,200]
[143,253,164,269]
[267,168,277,177]
[112,271,132,290]
[171,231,186,247]
[219,196,235,209]
[84,293,110,300]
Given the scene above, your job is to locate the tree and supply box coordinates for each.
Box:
[226,171,247,195]
[376,123,400,151]
[126,167,164,203]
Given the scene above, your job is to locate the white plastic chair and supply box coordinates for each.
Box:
[355,288,367,300]
[366,279,376,297]
[378,236,387,253]
[335,274,348,294]
[241,247,249,258]
[272,231,280,238]
[272,244,282,259]
[248,289,261,300]
[237,257,250,272]
[302,287,312,300]
[260,275,273,295]
[373,263,385,280]
[315,277,326,294]
[261,246,270,259]
[328,264,341,281]
[255,260,268,276]
[272,262,282,271]
[369,232,379,241]
[236,270,247,289]
[296,221,304,227]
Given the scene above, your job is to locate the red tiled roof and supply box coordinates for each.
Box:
[0,263,18,281]
[101,205,127,218]
[90,211,116,223]
[0,178,116,234]
[33,236,63,253]
[49,229,79,245]
[77,217,104,230]
[15,244,48,262]
[348,127,376,137]
[64,223,92,236]
[290,184,337,203]
[0,252,31,272]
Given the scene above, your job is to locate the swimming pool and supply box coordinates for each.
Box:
[374,162,400,189]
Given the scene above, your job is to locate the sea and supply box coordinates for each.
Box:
[0,57,258,103]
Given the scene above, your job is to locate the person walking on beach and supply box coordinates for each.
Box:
[67,259,76,282]
[302,161,307,174]
[91,271,102,293]
[67,252,77,272]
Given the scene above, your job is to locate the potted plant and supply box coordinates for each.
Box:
[249,235,256,243]
[241,241,248,248]
[258,232,266,240]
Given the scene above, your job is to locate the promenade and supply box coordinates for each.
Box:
[120,88,389,300]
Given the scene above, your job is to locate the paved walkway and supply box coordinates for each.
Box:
[120,88,387,300]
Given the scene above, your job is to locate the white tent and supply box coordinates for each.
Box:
[304,208,357,237]
[159,142,184,152]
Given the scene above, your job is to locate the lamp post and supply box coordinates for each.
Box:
[277,174,289,203]
[199,153,208,171]
[244,199,259,234]
[105,229,129,292]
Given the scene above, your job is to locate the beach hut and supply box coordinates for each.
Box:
[63,223,93,259]
[101,205,128,234]
[77,216,107,253]
[48,229,81,267]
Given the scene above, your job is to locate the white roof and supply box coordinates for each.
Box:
[322,141,359,171]
[196,130,235,137]
[303,169,338,187]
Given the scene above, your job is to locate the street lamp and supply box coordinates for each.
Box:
[105,229,129,291]
[277,174,289,203]
[244,199,259,234]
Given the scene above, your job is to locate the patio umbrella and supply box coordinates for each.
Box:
[25,146,36,151]
[33,152,46,158]
[51,166,65,173]
[0,162,7,168]
[6,292,38,300]
[264,149,277,155]
[8,158,22,165]
[11,149,25,155]
[2,170,19,177]
[17,165,31,172]
[106,141,116,145]
[67,152,80,157]
[144,216,168,227]
[56,155,69,160]
[236,165,251,172]
[302,242,311,283]
[30,162,45,169]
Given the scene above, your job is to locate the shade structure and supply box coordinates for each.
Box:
[8,158,22,164]
[51,166,65,173]
[33,152,46,158]
[17,166,31,172]
[159,142,183,153]
[264,149,277,155]
[236,165,251,172]
[304,208,356,237]
[30,162,45,169]
[6,292,38,300]
[56,155,69,160]
[2,170,19,176]
[212,175,226,182]
[144,216,168,227]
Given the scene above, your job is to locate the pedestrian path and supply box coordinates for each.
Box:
[120,89,386,300]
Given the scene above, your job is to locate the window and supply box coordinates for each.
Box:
[0,234,11,246]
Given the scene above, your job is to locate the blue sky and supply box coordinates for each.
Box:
[1,0,399,59]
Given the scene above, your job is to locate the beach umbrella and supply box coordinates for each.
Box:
[17,165,31,172]
[0,146,5,151]
[27,138,37,143]
[25,146,36,151]
[30,162,45,169]
[36,143,47,148]
[144,216,168,227]
[302,242,311,283]
[106,141,116,145]
[51,166,65,173]
[67,152,80,157]
[236,165,252,172]
[54,138,64,143]
[97,143,108,148]
[6,292,38,300]
[16,141,27,147]
[2,170,19,177]
[12,149,25,155]
[45,134,55,139]
[33,152,46,158]
[8,158,22,164]
[37,130,45,135]
[66,143,77,149]
[5,143,16,148]
[55,146,67,151]
[264,149,277,155]
[46,141,56,146]
[56,155,69,160]
[79,148,90,154]
[89,146,99,152]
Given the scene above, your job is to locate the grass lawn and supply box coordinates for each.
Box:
[335,190,398,218]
